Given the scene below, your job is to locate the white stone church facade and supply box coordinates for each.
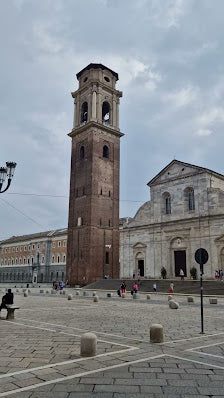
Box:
[119,160,224,279]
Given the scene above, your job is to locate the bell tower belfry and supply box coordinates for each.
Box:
[66,63,123,285]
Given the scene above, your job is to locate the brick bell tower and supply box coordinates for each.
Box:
[66,63,123,285]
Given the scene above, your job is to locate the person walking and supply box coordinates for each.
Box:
[153,282,157,293]
[133,282,138,293]
[120,281,126,294]
[169,282,174,293]
[180,268,184,280]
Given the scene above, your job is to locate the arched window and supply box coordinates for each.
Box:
[163,192,171,214]
[103,145,109,158]
[102,101,110,124]
[80,146,85,159]
[81,102,88,123]
[63,254,66,263]
[57,255,60,263]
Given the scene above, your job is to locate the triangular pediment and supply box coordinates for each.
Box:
[147,160,224,186]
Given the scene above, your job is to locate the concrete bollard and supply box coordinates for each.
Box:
[67,294,73,300]
[209,298,218,304]
[28,289,31,293]
[80,333,97,357]
[92,291,96,297]
[16,289,19,293]
[168,295,173,301]
[63,290,66,295]
[107,293,112,297]
[93,295,99,302]
[121,293,126,298]
[45,290,49,294]
[76,291,80,296]
[24,291,28,297]
[133,293,138,299]
[169,300,179,309]
[59,290,63,295]
[187,296,194,303]
[146,294,151,300]
[40,289,44,294]
[150,324,164,343]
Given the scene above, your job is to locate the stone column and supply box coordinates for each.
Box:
[92,91,97,120]
[116,100,120,129]
[73,99,76,128]
[113,95,117,128]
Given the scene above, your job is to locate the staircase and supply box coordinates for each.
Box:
[84,278,224,295]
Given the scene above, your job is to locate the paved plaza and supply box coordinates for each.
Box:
[0,288,224,397]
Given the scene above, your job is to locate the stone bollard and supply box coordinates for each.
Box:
[45,290,49,294]
[121,293,126,298]
[80,333,97,357]
[133,293,138,299]
[169,300,179,309]
[16,289,19,293]
[40,289,44,294]
[150,324,164,343]
[63,290,66,295]
[93,295,99,302]
[168,295,173,301]
[146,294,151,300]
[83,291,88,297]
[22,288,27,293]
[67,294,73,300]
[51,289,55,294]
[24,291,28,297]
[59,290,63,295]
[92,291,96,297]
[107,293,112,297]
[28,289,31,293]
[187,296,194,303]
[76,291,80,296]
[209,298,218,304]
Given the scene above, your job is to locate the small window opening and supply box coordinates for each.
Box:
[100,219,102,226]
[80,146,85,159]
[83,186,85,195]
[109,220,111,227]
[102,101,110,124]
[105,251,109,264]
[104,76,110,82]
[165,196,171,214]
[103,145,109,158]
[109,191,111,197]
[81,102,88,123]
[83,77,88,83]
[100,188,102,195]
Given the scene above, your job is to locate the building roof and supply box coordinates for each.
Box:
[76,63,119,80]
[147,159,224,186]
[0,228,68,245]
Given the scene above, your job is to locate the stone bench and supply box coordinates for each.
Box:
[5,305,20,320]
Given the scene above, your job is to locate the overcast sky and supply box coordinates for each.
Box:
[1,0,224,239]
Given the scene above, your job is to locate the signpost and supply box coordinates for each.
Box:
[194,248,209,334]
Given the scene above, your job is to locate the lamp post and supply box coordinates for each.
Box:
[0,162,17,193]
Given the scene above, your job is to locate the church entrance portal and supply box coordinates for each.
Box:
[174,250,186,277]
[138,260,144,277]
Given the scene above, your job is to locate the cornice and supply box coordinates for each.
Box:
[68,121,124,138]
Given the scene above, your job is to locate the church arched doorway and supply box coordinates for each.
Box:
[135,252,145,277]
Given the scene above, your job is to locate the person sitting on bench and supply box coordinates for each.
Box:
[0,289,14,310]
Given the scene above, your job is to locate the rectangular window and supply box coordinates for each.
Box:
[165,197,171,214]
[105,251,109,264]
[188,192,195,211]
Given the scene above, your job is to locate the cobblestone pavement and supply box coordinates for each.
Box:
[0,288,224,397]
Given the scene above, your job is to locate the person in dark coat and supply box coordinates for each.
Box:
[0,289,14,310]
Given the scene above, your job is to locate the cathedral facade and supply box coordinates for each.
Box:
[120,160,224,279]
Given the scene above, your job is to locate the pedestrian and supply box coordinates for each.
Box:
[215,270,219,279]
[153,282,157,292]
[169,282,174,293]
[180,268,184,280]
[120,281,126,294]
[133,282,138,293]
[137,274,141,285]
[0,289,14,311]
[60,281,64,290]
[220,269,223,281]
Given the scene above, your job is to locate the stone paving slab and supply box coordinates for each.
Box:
[0,291,224,396]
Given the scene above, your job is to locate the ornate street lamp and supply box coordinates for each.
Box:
[0,161,17,193]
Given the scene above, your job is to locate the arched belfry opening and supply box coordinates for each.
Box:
[102,101,110,124]
[103,145,109,158]
[81,102,88,123]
